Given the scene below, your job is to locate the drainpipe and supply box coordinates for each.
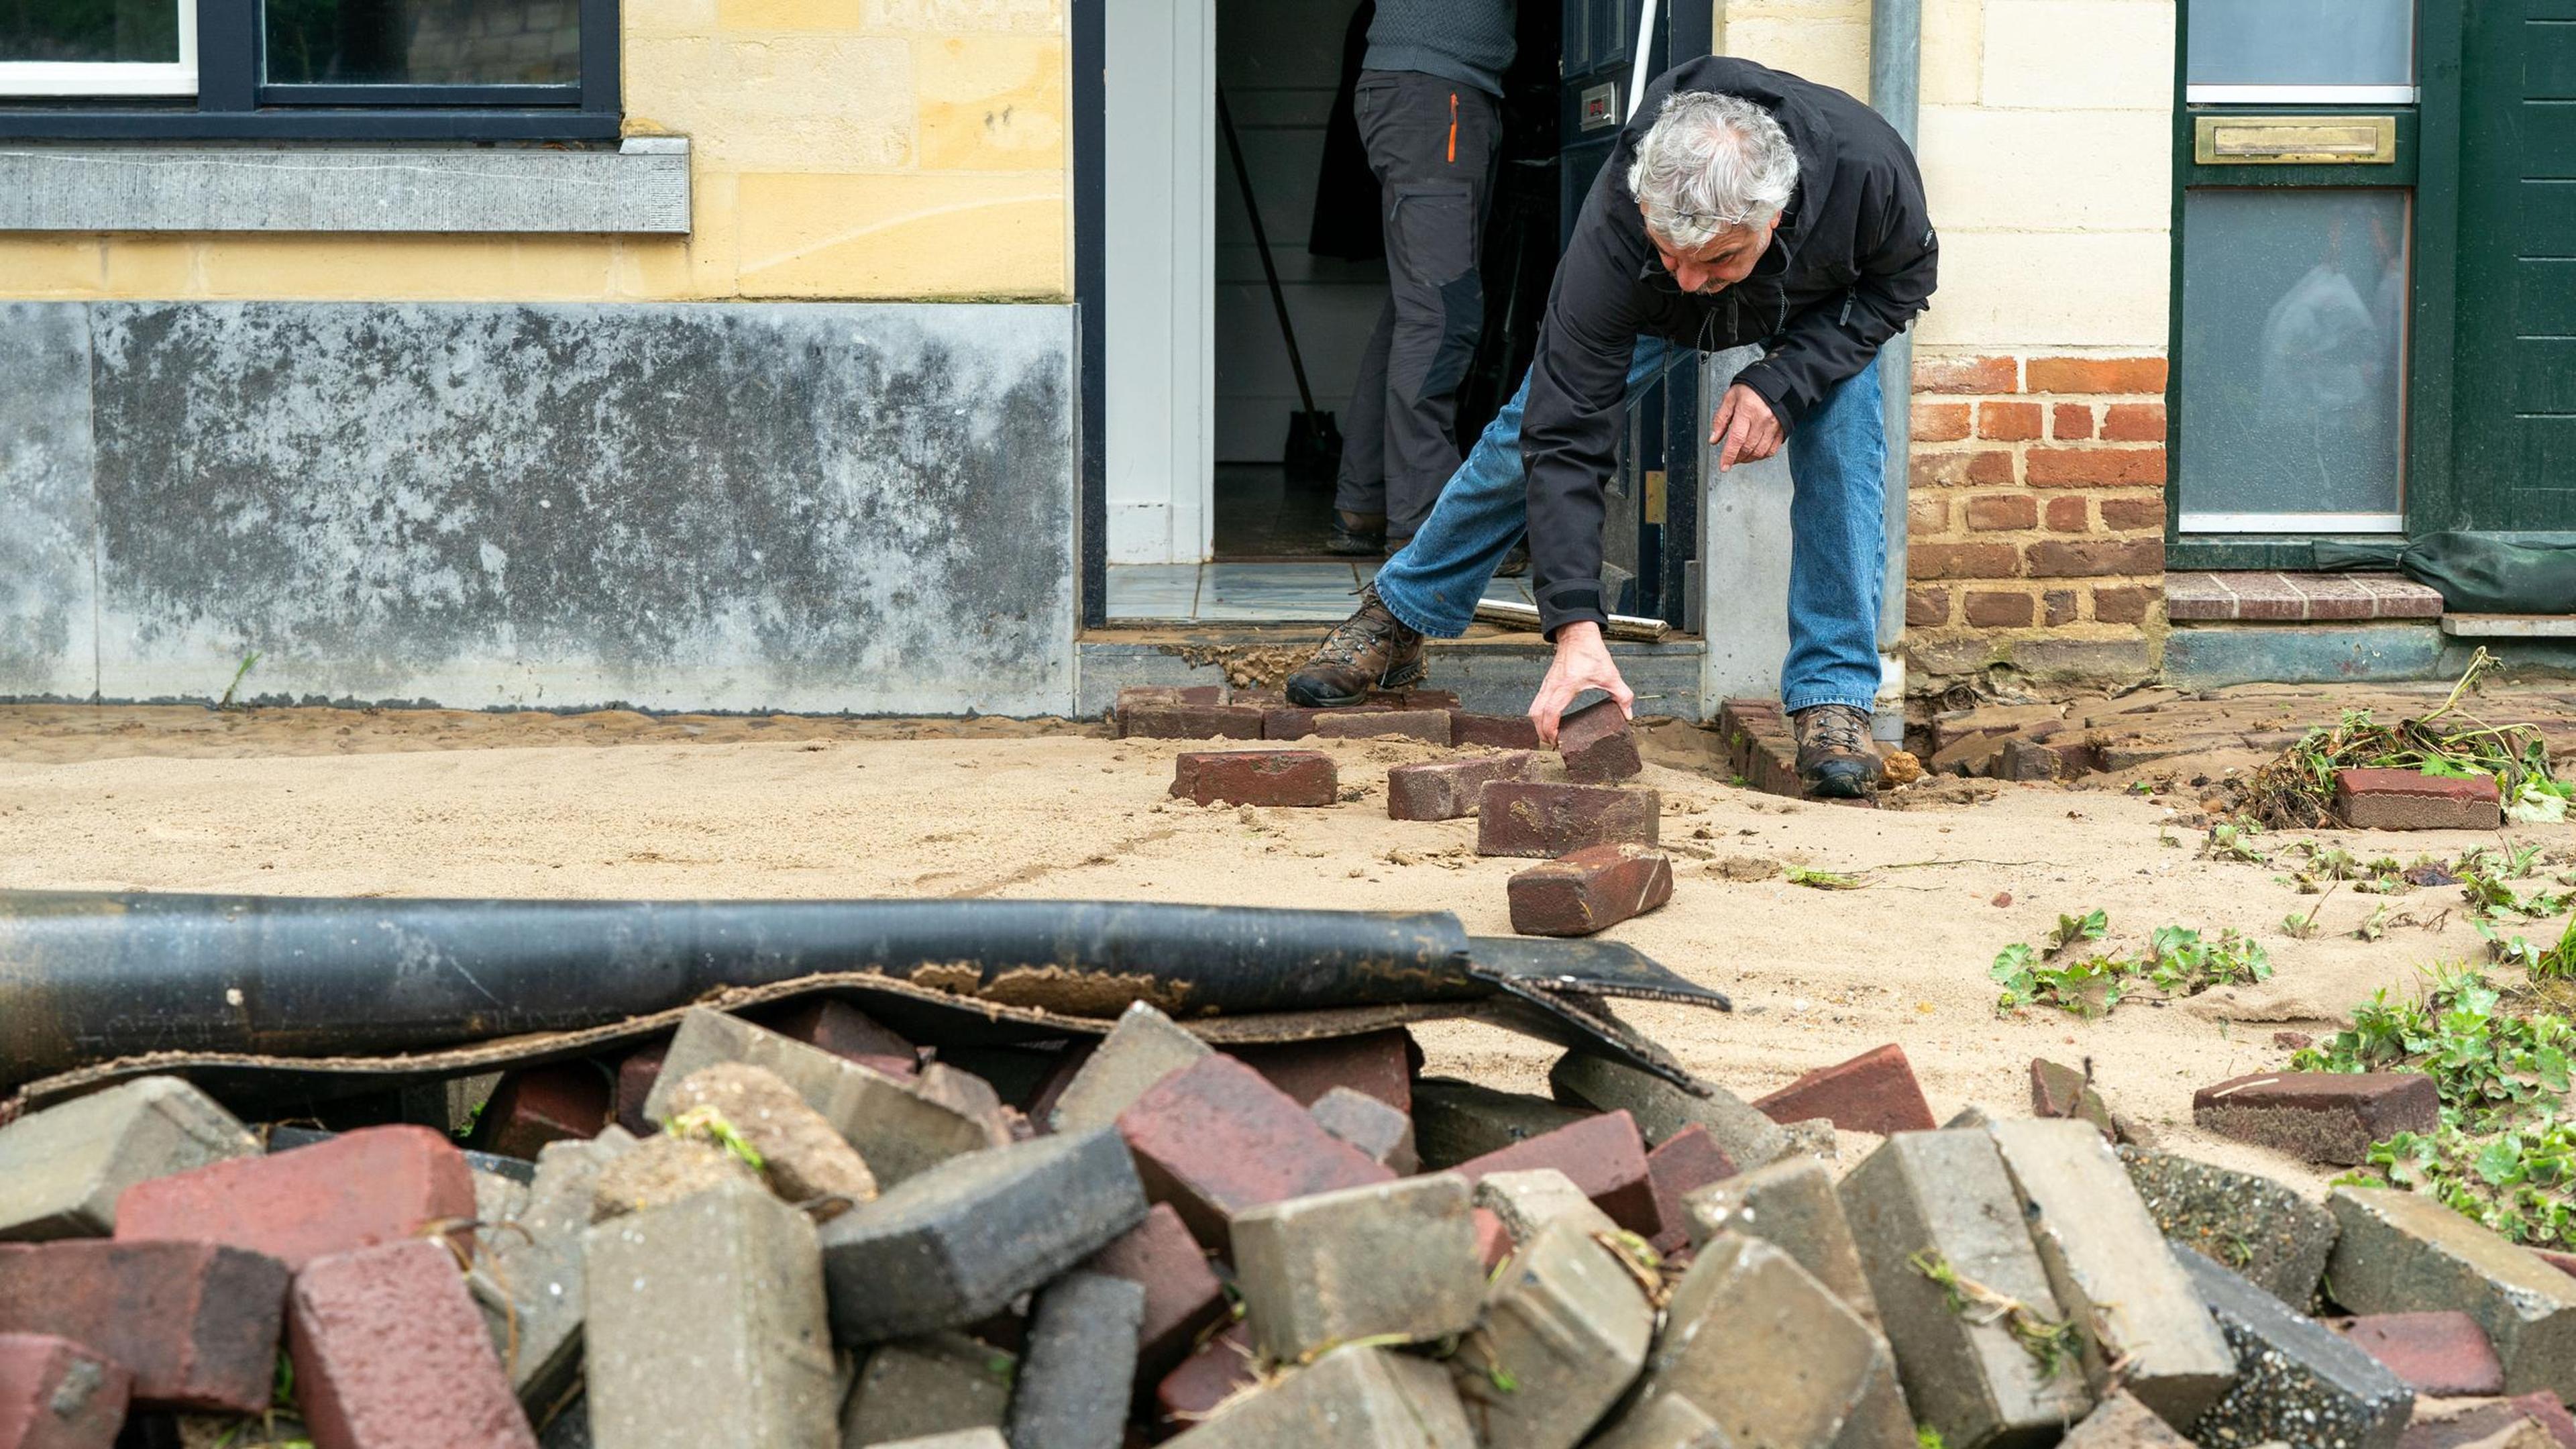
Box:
[1869,0,1923,736]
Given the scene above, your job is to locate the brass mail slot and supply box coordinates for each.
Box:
[2194,114,2396,165]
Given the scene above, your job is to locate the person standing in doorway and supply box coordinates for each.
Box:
[1325,0,1517,558]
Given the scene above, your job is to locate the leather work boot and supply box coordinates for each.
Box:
[1792,703,1884,799]
[1325,511,1386,556]
[1285,585,1426,707]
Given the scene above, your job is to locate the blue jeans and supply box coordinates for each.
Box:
[1371,338,1886,714]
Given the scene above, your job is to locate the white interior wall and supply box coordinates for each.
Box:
[1213,0,1391,462]
[1104,0,1216,564]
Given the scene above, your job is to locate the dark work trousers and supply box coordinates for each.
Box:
[1334,69,1503,541]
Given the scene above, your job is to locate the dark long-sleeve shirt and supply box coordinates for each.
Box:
[1521,56,1938,637]
[1364,0,1517,97]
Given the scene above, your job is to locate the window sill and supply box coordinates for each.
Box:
[0,134,687,233]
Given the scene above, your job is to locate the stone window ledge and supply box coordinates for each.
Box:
[0,136,688,234]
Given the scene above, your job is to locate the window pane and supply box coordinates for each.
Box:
[2180,189,2409,521]
[1,0,180,62]
[264,0,578,85]
[2187,0,2412,87]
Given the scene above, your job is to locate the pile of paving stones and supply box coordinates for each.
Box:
[1122,687,1673,937]
[9,993,2576,1449]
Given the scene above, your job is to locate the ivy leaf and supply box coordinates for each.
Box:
[2477,1136,2528,1187]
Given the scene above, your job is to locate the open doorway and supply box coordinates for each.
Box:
[1210,0,1564,568]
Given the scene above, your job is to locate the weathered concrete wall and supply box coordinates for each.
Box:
[1,300,1079,715]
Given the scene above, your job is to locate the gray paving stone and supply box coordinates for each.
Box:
[1474,1168,1619,1245]
[0,1076,260,1240]
[659,1061,880,1215]
[2118,1145,2337,1309]
[819,1128,1147,1344]
[1682,1155,1879,1330]
[590,1131,761,1221]
[1451,1217,1654,1449]
[839,1335,1016,1446]
[1310,1087,1419,1175]
[1048,1002,1212,1132]
[583,1177,839,1449]
[1007,1272,1145,1449]
[1638,1234,1913,1449]
[877,1434,1010,1449]
[1230,1174,1484,1360]
[2176,1248,2412,1449]
[1838,1130,2094,1446]
[1162,1346,1474,1449]
[2057,1391,2194,1449]
[474,1168,533,1229]
[2327,1186,2576,1401]
[644,1008,999,1189]
[1548,1053,1788,1169]
[1987,1120,2235,1426]
[1413,1079,1591,1169]
[1581,1395,1733,1449]
[474,1130,637,1412]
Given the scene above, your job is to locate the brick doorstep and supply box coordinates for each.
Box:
[2165,572,2444,623]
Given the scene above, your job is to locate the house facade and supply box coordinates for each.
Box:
[0,0,2551,720]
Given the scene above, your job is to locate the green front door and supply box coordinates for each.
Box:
[2445,0,2576,533]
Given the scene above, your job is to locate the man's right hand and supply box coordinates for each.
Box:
[1528,621,1634,746]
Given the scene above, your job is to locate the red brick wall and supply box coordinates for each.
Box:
[1902,352,2166,684]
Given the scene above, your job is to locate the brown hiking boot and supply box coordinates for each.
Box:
[1792,704,1882,799]
[1285,584,1426,707]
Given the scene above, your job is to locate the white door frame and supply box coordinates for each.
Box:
[1103,0,1217,566]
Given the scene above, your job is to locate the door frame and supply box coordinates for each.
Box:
[2161,0,2463,572]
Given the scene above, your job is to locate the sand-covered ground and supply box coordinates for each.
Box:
[0,700,2552,1190]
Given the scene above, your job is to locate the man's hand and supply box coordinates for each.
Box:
[1710,383,1785,471]
[1528,621,1634,746]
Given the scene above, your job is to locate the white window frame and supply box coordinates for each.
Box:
[2187,85,2418,103]
[2178,512,2408,535]
[0,0,198,97]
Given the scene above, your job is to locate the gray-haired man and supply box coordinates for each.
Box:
[1288,56,1937,798]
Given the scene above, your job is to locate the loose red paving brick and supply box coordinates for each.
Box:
[289,1240,536,1449]
[1472,1208,1512,1271]
[1476,782,1660,857]
[614,1042,668,1136]
[1507,844,1673,937]
[1170,750,1337,808]
[1315,708,1452,745]
[2331,1311,2506,1397]
[1228,1030,1417,1114]
[1387,752,1536,820]
[0,1240,289,1411]
[474,1063,611,1161]
[1155,1322,1257,1431]
[2192,1071,2440,1165]
[1556,699,1642,782]
[116,1125,475,1271]
[2335,768,2503,830]
[1116,1055,1394,1248]
[1262,704,1390,740]
[0,1332,131,1449]
[1451,712,1543,749]
[1371,688,1460,710]
[753,998,918,1075]
[1645,1126,1737,1255]
[1120,703,1267,741]
[1452,1110,1662,1239]
[1754,1044,1937,1137]
[1081,1203,1228,1376]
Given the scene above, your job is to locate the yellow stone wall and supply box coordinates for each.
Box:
[0,0,1069,303]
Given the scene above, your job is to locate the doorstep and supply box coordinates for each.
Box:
[2163,571,2445,623]
[1075,624,1707,722]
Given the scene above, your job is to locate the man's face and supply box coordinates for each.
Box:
[1647,210,1780,294]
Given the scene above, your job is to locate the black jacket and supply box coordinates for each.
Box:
[1521,55,1937,637]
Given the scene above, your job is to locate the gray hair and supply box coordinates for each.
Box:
[1626,91,1800,249]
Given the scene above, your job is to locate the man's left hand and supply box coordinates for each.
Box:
[1711,384,1784,470]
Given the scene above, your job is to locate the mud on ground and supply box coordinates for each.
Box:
[1,696,2563,1196]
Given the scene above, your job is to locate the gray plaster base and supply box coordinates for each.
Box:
[2,300,1077,715]
[2163,622,2446,690]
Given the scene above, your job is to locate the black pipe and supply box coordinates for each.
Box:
[0,891,1489,1087]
